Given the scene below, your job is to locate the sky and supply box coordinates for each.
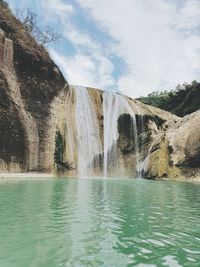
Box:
[7,0,200,97]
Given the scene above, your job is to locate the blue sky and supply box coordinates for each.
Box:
[7,0,200,97]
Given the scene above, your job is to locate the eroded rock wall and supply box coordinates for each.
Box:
[144,110,200,180]
[0,6,67,172]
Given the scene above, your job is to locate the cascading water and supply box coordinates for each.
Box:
[103,91,139,177]
[74,86,102,177]
[69,86,144,178]
[136,114,145,178]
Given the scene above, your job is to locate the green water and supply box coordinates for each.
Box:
[0,178,200,267]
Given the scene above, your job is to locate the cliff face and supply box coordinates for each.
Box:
[144,110,200,180]
[0,5,68,172]
[55,85,178,178]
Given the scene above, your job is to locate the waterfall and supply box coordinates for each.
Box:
[69,86,143,178]
[136,114,145,178]
[74,86,102,177]
[103,91,139,177]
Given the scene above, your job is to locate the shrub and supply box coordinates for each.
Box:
[54,130,64,164]
[138,81,200,117]
[15,8,62,45]
[0,0,9,8]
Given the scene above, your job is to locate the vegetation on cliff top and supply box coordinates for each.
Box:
[0,1,61,45]
[15,8,62,45]
[138,80,200,117]
[0,0,8,8]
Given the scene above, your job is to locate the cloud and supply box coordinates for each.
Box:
[38,0,115,89]
[66,28,96,50]
[40,0,74,18]
[8,0,200,97]
[75,0,200,97]
[176,0,200,31]
[49,48,114,89]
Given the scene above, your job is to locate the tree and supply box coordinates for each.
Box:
[15,8,62,45]
[36,25,63,45]
[54,130,74,171]
[0,0,9,8]
[192,80,198,87]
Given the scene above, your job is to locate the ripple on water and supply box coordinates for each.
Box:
[0,179,200,267]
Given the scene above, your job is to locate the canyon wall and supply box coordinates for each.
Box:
[0,5,67,172]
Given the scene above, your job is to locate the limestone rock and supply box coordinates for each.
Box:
[0,5,67,172]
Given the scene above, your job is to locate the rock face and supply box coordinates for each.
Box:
[0,5,67,172]
[144,110,200,180]
[57,85,178,178]
[1,5,200,180]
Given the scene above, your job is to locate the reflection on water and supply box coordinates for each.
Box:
[0,178,200,266]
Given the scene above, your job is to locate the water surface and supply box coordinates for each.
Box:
[0,178,200,266]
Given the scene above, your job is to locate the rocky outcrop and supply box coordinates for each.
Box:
[144,110,200,180]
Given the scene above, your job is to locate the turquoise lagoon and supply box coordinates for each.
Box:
[0,178,200,267]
